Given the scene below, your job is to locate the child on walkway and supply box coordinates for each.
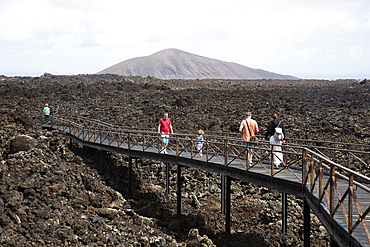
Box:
[196,130,204,157]
[43,104,50,124]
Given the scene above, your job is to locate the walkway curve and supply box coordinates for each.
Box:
[34,114,370,247]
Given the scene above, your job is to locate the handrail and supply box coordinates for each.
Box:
[30,111,370,150]
[302,148,370,244]
[36,113,370,183]
[31,112,370,246]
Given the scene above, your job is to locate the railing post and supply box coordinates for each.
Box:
[246,145,250,170]
[206,138,209,162]
[176,136,179,157]
[191,136,193,158]
[224,139,228,166]
[82,120,85,141]
[348,174,353,242]
[128,132,130,150]
[143,135,145,152]
[100,128,102,144]
[117,130,120,148]
[108,129,111,146]
[319,158,322,201]
[330,164,335,219]
[246,143,250,169]
[347,150,351,169]
[310,154,314,193]
[271,145,274,175]
[302,149,307,189]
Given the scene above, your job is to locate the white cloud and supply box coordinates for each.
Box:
[0,0,369,78]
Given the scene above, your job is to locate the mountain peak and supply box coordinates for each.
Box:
[97,49,298,80]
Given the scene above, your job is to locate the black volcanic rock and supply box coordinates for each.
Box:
[0,109,186,246]
[97,48,298,80]
[2,75,370,246]
[9,135,37,154]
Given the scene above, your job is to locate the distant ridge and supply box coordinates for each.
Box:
[97,48,298,80]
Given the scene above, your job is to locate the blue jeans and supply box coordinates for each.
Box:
[243,141,252,151]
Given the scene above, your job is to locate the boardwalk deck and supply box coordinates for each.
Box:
[41,122,370,247]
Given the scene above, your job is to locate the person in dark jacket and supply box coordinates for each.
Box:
[265,113,286,168]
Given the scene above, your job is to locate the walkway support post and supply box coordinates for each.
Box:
[282,192,288,234]
[166,163,170,194]
[177,164,182,219]
[221,175,225,214]
[128,156,132,197]
[225,176,231,234]
[100,150,103,166]
[304,199,310,247]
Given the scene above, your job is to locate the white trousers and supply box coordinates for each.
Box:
[270,136,283,166]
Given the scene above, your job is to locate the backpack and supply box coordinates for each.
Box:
[273,121,284,141]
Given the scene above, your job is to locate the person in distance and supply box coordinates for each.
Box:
[265,113,286,168]
[158,112,173,154]
[239,112,259,165]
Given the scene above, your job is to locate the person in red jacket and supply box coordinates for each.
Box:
[158,113,173,154]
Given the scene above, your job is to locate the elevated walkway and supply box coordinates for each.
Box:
[35,114,370,247]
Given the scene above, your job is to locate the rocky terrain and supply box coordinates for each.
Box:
[0,74,369,246]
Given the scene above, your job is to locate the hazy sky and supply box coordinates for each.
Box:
[0,0,369,79]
